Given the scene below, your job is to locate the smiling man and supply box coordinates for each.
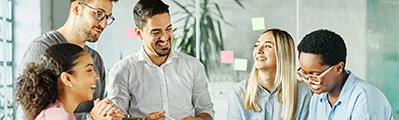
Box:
[19,0,122,120]
[106,0,214,120]
[297,29,393,120]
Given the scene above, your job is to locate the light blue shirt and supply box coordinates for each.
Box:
[227,80,312,120]
[309,70,393,120]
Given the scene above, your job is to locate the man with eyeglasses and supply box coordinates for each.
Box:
[297,29,393,120]
[19,0,122,120]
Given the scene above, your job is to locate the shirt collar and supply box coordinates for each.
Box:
[137,47,180,66]
[319,70,357,104]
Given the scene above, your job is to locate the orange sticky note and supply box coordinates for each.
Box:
[221,50,234,63]
[126,27,137,38]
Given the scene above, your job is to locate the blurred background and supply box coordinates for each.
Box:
[1,0,398,119]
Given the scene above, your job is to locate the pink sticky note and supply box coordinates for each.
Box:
[126,27,137,38]
[221,50,234,63]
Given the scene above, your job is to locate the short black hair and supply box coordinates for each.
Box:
[133,0,169,29]
[298,29,347,67]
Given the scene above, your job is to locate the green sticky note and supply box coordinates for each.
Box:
[234,58,248,71]
[251,17,265,31]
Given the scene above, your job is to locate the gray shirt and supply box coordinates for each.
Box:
[18,30,106,120]
[227,80,312,120]
[106,48,215,119]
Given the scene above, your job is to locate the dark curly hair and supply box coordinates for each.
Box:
[16,43,84,120]
[133,0,169,30]
[297,29,347,67]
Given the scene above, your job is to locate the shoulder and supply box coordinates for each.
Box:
[297,81,313,98]
[110,54,138,73]
[174,52,202,64]
[35,102,75,120]
[232,80,247,96]
[31,31,65,47]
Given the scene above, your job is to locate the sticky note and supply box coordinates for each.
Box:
[221,50,234,63]
[251,17,265,31]
[126,27,137,38]
[234,58,248,71]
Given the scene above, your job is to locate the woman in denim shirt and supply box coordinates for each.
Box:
[227,29,312,120]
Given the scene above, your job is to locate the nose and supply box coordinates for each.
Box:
[256,47,264,54]
[98,18,107,28]
[93,72,99,82]
[160,31,170,42]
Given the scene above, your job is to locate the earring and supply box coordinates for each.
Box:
[67,84,73,87]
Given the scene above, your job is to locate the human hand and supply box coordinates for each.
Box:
[143,111,165,120]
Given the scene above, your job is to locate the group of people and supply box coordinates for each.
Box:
[14,0,393,120]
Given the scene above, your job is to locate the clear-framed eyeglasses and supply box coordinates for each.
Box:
[79,2,115,25]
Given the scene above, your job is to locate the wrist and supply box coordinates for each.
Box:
[86,113,93,120]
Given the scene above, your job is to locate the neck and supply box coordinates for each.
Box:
[57,91,80,114]
[144,47,169,66]
[327,71,349,106]
[56,20,86,48]
[257,69,276,92]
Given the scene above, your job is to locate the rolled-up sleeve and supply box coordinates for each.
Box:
[191,61,215,119]
[106,61,132,116]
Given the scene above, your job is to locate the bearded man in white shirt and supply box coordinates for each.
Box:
[106,0,215,120]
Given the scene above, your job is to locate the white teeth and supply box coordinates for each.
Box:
[256,57,266,61]
[90,85,96,89]
[311,84,321,90]
[158,42,168,46]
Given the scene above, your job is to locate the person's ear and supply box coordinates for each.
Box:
[60,72,73,87]
[336,62,345,74]
[71,1,80,15]
[134,27,143,40]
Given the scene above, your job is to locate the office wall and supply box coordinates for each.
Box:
[13,0,398,119]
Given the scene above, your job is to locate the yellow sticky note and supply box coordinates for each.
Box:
[251,17,265,31]
[234,58,248,71]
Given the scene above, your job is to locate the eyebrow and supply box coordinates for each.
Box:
[255,40,274,45]
[150,24,173,32]
[85,64,94,68]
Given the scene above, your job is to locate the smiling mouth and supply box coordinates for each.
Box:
[256,56,266,61]
[90,85,96,90]
[310,81,321,90]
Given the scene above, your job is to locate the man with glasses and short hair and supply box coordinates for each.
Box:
[18,0,122,120]
[297,29,393,120]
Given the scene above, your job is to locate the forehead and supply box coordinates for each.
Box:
[73,52,93,67]
[144,13,171,29]
[257,32,274,43]
[299,52,325,70]
[87,0,113,14]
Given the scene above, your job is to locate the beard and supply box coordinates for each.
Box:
[154,40,171,56]
[77,21,102,43]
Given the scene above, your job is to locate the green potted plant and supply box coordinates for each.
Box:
[172,0,244,78]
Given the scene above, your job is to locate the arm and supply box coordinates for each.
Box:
[107,61,132,118]
[191,62,214,119]
[295,86,313,120]
[227,84,244,120]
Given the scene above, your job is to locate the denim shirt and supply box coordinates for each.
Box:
[309,70,393,120]
[227,80,312,120]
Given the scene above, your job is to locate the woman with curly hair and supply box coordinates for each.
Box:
[16,43,104,120]
[227,29,313,120]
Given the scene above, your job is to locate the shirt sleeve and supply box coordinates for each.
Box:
[106,60,132,116]
[191,61,215,119]
[227,84,244,120]
[351,89,394,120]
[19,41,47,71]
[295,85,312,120]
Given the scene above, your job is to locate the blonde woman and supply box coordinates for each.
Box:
[227,29,312,120]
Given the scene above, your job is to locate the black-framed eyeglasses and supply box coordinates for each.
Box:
[79,2,115,25]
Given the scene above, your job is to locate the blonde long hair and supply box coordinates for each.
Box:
[244,29,298,120]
